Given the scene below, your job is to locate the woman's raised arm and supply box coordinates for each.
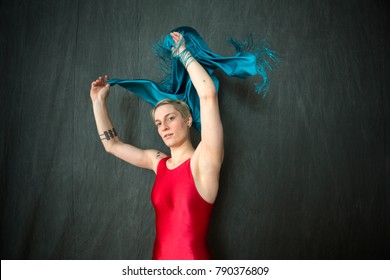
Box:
[171,32,224,203]
[90,75,165,172]
[171,32,224,169]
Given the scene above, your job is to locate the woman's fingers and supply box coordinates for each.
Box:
[92,75,109,88]
[170,32,181,44]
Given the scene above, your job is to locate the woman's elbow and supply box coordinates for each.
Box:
[103,141,119,154]
[103,144,112,154]
[200,88,217,100]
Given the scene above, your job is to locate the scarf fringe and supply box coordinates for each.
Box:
[227,35,279,96]
[152,41,173,93]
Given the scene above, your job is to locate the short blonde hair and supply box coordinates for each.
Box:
[151,99,192,120]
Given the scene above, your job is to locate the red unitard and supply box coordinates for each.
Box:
[151,157,213,260]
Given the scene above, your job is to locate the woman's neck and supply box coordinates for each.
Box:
[169,140,194,167]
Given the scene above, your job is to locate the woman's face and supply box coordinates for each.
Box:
[154,104,190,148]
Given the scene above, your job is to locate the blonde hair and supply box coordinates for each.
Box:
[151,99,192,121]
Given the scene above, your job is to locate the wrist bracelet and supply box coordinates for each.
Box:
[178,49,195,69]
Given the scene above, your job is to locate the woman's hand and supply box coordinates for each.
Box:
[170,32,186,55]
[90,75,110,103]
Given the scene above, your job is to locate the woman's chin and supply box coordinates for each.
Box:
[163,139,175,147]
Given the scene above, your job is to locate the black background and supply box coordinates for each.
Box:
[1,0,388,259]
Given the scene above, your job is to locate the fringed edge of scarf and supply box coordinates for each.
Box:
[227,34,279,96]
[152,40,173,94]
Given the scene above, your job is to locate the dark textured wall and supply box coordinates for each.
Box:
[1,0,388,259]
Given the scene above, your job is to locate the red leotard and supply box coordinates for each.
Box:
[151,157,213,260]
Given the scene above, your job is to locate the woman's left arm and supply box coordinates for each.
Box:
[171,32,224,170]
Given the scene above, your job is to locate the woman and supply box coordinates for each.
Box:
[90,32,223,260]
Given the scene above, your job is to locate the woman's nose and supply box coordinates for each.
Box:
[161,122,169,131]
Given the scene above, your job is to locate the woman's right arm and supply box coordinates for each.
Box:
[90,75,165,172]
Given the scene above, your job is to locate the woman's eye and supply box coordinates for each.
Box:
[168,116,174,121]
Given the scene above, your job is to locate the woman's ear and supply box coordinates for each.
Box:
[187,116,193,127]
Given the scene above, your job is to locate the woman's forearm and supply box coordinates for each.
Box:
[171,32,216,98]
[185,56,216,99]
[92,99,120,152]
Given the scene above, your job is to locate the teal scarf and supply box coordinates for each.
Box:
[108,26,278,131]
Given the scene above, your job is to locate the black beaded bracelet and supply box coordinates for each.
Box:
[100,128,118,141]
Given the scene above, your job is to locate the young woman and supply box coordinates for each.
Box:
[90,32,223,260]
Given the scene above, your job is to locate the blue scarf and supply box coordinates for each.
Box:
[108,26,278,131]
